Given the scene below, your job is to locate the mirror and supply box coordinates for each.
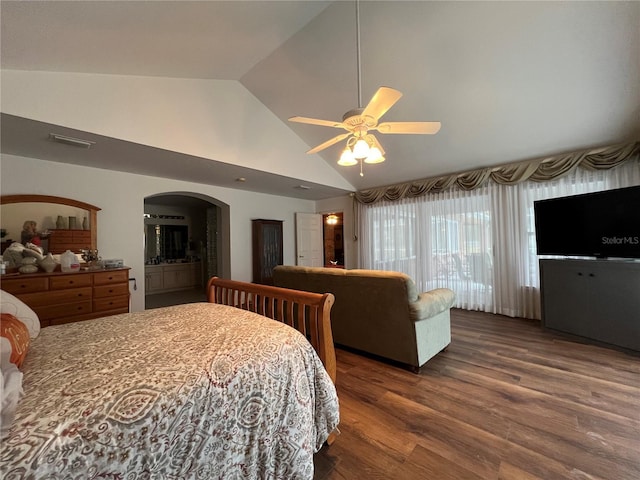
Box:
[145,224,189,261]
[322,212,344,267]
[1,195,100,254]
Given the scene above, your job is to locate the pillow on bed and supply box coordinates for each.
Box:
[0,337,24,439]
[0,313,31,368]
[0,290,40,339]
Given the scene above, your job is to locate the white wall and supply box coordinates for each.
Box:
[1,70,353,191]
[1,154,315,312]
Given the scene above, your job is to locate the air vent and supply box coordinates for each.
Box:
[49,133,95,148]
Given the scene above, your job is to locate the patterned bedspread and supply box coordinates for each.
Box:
[0,303,339,479]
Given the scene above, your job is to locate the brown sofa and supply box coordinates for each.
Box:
[273,265,455,369]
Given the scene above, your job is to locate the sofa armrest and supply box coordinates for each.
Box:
[409,288,456,321]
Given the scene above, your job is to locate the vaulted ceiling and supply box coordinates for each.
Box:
[2,1,639,198]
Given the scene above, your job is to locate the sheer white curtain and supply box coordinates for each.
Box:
[359,161,640,319]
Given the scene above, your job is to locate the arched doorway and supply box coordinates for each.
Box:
[143,192,230,309]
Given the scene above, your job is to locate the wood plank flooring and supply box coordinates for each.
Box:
[314,308,640,479]
[145,287,206,309]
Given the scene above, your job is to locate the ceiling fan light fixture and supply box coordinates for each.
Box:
[364,146,385,164]
[352,138,370,160]
[326,214,339,225]
[338,146,357,166]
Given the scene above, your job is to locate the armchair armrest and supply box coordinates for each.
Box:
[409,288,456,321]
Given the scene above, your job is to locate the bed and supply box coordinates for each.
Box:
[0,277,339,479]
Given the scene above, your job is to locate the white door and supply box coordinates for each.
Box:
[295,213,323,266]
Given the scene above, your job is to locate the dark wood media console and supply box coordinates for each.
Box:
[540,258,640,352]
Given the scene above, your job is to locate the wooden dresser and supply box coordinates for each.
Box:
[1,267,131,327]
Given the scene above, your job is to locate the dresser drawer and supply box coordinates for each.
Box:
[93,270,128,286]
[50,274,93,290]
[33,300,93,321]
[93,283,129,298]
[93,295,129,312]
[1,277,49,294]
[17,287,92,307]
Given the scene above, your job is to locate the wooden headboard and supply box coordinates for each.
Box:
[207,276,336,383]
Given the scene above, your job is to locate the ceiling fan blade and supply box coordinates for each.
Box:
[307,133,351,154]
[366,134,385,155]
[362,87,403,121]
[376,121,442,134]
[289,116,344,128]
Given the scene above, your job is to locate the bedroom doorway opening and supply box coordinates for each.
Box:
[143,192,230,309]
[322,212,344,267]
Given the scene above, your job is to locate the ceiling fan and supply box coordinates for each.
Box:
[288,1,441,174]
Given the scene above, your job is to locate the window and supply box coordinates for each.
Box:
[360,162,639,319]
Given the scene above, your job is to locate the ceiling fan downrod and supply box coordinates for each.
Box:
[355,0,363,109]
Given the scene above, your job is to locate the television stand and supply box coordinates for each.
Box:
[539,258,640,352]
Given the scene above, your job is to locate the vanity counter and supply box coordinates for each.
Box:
[145,261,202,293]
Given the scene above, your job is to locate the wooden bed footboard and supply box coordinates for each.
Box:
[207,277,337,384]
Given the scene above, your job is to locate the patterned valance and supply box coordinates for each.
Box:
[354,141,640,204]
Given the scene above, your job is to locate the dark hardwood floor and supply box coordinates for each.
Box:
[144,287,207,309]
[314,309,640,479]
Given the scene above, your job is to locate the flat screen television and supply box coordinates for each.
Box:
[534,185,640,259]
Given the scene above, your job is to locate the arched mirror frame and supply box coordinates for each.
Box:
[0,195,100,251]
